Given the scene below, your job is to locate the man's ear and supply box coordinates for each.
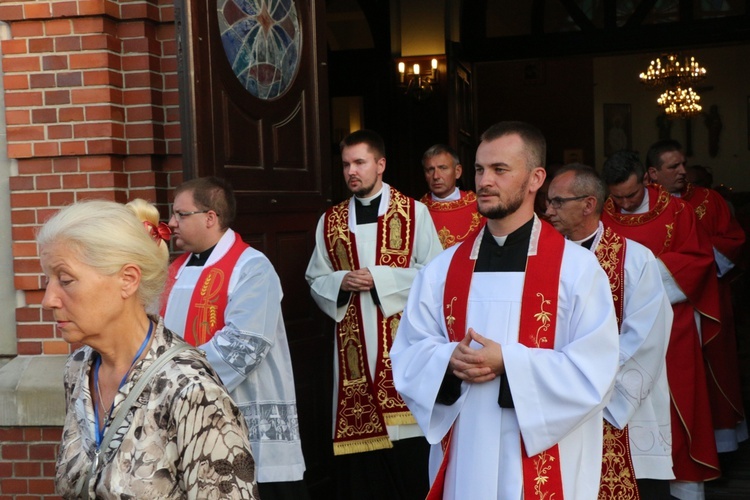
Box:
[455,163,463,179]
[205,210,220,229]
[583,196,597,216]
[377,157,386,175]
[646,168,656,184]
[119,263,142,300]
[529,167,546,193]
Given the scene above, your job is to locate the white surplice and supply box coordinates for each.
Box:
[391,221,620,499]
[163,229,306,483]
[305,183,443,441]
[586,222,675,480]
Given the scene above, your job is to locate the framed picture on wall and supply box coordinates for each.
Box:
[603,103,632,156]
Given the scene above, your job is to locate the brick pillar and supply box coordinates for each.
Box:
[0,3,184,495]
[0,0,184,356]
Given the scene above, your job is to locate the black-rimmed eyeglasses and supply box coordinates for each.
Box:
[545,195,587,209]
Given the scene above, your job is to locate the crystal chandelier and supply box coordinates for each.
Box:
[657,87,702,119]
[639,53,707,119]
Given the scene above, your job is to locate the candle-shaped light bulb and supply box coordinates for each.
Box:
[413,63,420,78]
[431,58,438,79]
[398,62,405,83]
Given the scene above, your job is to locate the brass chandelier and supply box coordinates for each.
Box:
[639,53,707,119]
[657,87,702,120]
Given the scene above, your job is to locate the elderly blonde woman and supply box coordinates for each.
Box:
[39,199,258,499]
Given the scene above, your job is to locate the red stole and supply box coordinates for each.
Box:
[420,191,484,248]
[163,233,249,346]
[428,220,565,500]
[594,226,639,500]
[323,187,416,455]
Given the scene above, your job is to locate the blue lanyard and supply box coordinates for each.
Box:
[93,321,154,448]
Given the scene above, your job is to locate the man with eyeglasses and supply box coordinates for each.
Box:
[163,176,309,500]
[392,122,619,499]
[419,144,484,248]
[601,150,721,500]
[546,163,674,498]
[647,140,747,459]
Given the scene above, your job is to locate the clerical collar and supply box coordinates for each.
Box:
[621,189,650,215]
[355,193,382,224]
[431,187,460,202]
[571,229,599,250]
[475,217,534,272]
[187,245,216,266]
[355,185,384,205]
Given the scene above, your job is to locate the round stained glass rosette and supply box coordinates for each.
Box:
[218,0,302,100]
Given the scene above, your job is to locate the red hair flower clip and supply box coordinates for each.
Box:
[143,221,171,243]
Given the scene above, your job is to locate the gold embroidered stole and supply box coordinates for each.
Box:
[429,220,566,500]
[323,188,416,455]
[175,235,249,346]
[595,226,640,500]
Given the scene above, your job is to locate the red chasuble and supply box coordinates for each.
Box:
[427,220,565,500]
[420,190,484,248]
[602,184,720,482]
[162,233,249,346]
[323,187,417,455]
[595,225,639,500]
[681,184,746,432]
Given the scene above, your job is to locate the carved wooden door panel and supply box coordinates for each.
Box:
[176,0,333,495]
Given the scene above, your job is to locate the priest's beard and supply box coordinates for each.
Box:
[477,177,529,220]
[351,178,378,198]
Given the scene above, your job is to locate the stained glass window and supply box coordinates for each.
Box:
[218,0,302,100]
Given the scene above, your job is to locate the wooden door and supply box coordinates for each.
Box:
[448,52,476,191]
[175,0,333,495]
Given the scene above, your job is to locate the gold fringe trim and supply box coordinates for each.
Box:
[333,436,393,456]
[384,411,416,426]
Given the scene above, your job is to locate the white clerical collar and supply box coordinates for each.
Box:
[431,187,460,202]
[355,185,385,206]
[492,234,509,246]
[622,188,650,215]
[571,228,599,246]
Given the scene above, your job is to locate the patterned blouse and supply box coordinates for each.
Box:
[55,319,259,499]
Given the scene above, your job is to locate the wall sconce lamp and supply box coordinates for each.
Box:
[397,57,441,102]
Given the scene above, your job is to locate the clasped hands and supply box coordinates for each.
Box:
[341,268,374,292]
[449,328,504,384]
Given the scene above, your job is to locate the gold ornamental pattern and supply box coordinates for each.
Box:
[603,185,671,226]
[380,189,413,266]
[598,421,640,500]
[595,226,626,325]
[419,191,477,211]
[192,268,225,345]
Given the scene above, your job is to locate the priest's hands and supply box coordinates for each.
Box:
[341,268,374,292]
[448,328,505,383]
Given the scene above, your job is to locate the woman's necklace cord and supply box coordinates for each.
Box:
[93,321,154,447]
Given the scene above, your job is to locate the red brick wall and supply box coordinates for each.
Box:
[0,2,184,497]
[0,427,61,499]
[1,0,184,357]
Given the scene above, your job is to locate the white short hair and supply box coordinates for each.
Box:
[37,200,168,315]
